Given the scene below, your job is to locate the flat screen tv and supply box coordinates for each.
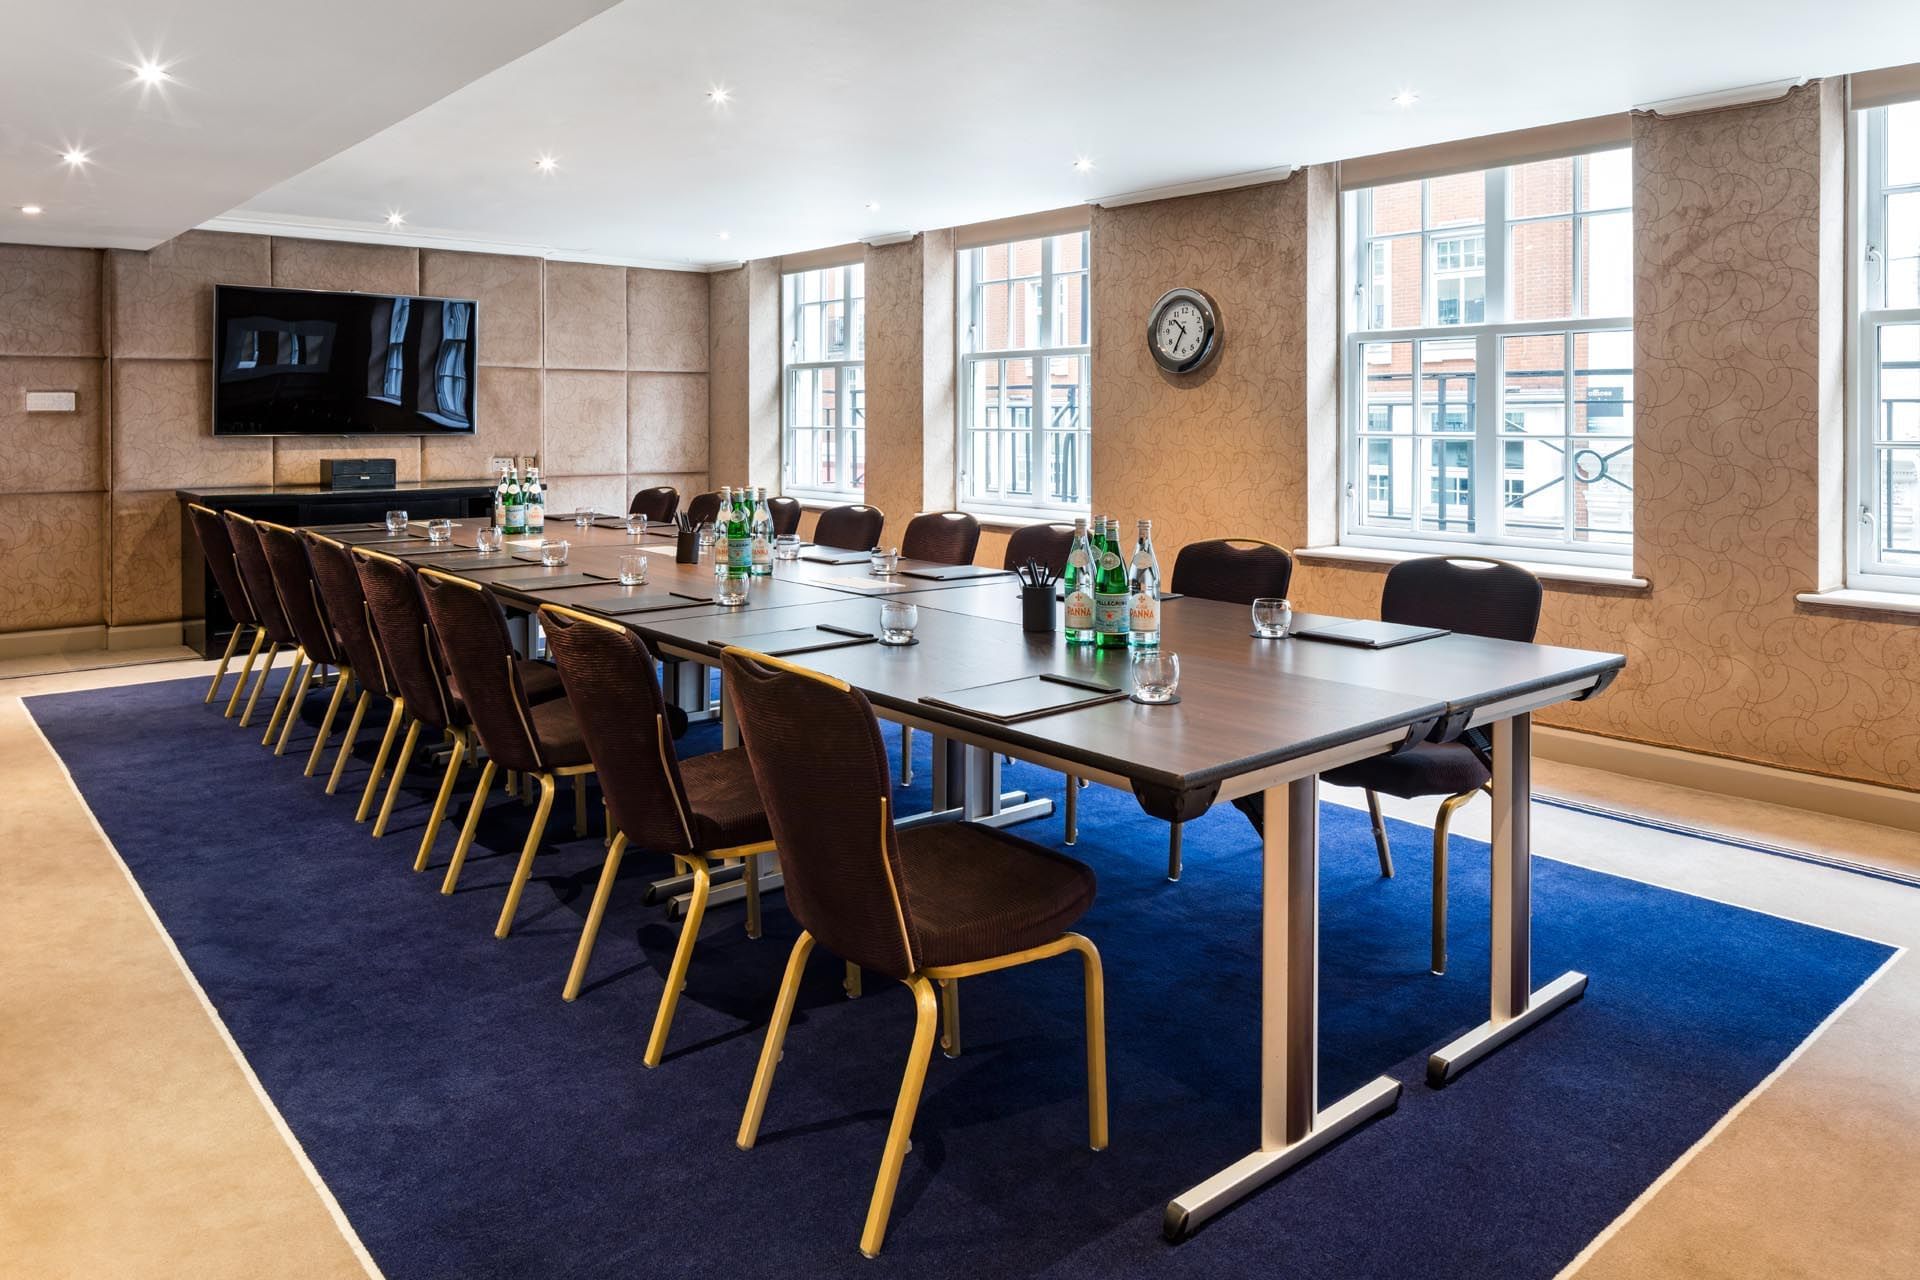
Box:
[212,284,478,436]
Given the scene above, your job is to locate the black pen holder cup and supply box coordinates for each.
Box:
[1021,585,1057,635]
[675,528,700,564]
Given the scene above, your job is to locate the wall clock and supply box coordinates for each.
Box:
[1147,287,1220,374]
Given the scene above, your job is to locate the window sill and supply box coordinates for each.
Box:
[1794,588,1920,618]
[958,506,1088,531]
[1295,544,1649,591]
[787,493,865,512]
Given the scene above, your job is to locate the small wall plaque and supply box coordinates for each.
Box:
[25,390,76,413]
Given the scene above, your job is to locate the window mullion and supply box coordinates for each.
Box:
[1474,330,1500,538]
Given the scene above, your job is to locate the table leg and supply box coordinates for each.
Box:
[924,735,1051,830]
[1164,777,1401,1241]
[1426,713,1587,1085]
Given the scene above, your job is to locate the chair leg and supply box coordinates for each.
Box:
[303,666,352,776]
[325,688,372,795]
[1067,934,1109,1151]
[494,772,556,938]
[563,832,629,1001]
[858,974,940,1258]
[739,931,817,1150]
[1431,790,1476,976]
[742,853,763,940]
[844,961,863,999]
[355,698,407,823]
[643,853,710,1066]
[261,649,308,747]
[1064,774,1079,845]
[441,760,498,894]
[223,628,266,717]
[237,643,281,728]
[273,657,318,754]
[939,978,961,1059]
[204,625,244,704]
[900,725,913,786]
[411,731,468,872]
[371,718,421,838]
[1166,822,1183,882]
[573,773,589,837]
[1366,789,1394,878]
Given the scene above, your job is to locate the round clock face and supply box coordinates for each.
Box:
[1148,289,1218,373]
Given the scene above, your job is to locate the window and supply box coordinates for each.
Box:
[1345,149,1634,564]
[958,231,1091,517]
[782,263,865,496]
[1854,103,1920,589]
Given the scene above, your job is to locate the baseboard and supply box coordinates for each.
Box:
[0,621,189,660]
[1535,726,1920,836]
[108,621,186,651]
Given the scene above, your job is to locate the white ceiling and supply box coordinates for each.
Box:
[11,2,1920,264]
[0,0,618,249]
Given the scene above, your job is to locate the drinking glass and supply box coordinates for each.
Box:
[879,601,918,644]
[424,518,454,544]
[618,554,649,586]
[1131,650,1181,703]
[774,534,801,561]
[539,539,571,568]
[713,561,748,606]
[625,514,649,537]
[696,522,717,552]
[573,508,595,529]
[475,526,504,554]
[1251,597,1293,638]
[869,546,899,576]
[384,510,409,535]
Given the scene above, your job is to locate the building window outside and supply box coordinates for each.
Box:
[782,263,866,497]
[1345,149,1634,565]
[958,231,1090,518]
[1855,102,1920,589]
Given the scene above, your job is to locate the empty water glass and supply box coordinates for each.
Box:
[573,508,595,528]
[1251,597,1293,638]
[539,539,570,568]
[618,554,649,586]
[625,514,648,537]
[425,518,454,544]
[385,510,408,535]
[879,601,918,644]
[475,526,503,554]
[869,545,899,576]
[696,522,717,552]
[1131,650,1180,704]
[774,534,801,561]
[713,561,748,605]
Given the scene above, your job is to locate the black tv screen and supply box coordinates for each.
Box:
[212,284,478,436]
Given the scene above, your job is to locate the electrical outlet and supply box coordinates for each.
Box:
[25,390,76,413]
[489,456,513,471]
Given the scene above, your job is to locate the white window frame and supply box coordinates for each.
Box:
[1341,153,1635,568]
[956,232,1091,521]
[781,262,865,500]
[1851,104,1920,590]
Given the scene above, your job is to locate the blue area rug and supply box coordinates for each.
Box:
[27,674,1892,1280]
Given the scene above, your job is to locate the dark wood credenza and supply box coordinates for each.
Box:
[176,482,494,658]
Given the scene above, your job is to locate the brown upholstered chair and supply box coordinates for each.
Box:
[222,512,301,729]
[304,533,398,794]
[256,522,352,761]
[766,495,802,537]
[1001,521,1077,576]
[722,647,1106,1258]
[628,486,680,521]
[812,503,885,551]
[540,605,775,1055]
[682,491,724,528]
[900,511,980,565]
[186,504,267,713]
[417,569,595,938]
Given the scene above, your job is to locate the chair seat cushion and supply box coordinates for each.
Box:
[516,658,565,704]
[679,748,773,851]
[1322,741,1489,800]
[897,824,1096,970]
[527,696,593,769]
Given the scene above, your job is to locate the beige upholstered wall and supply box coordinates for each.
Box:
[0,230,710,643]
[862,231,956,547]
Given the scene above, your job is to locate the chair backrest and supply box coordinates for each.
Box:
[813,504,886,551]
[304,534,390,697]
[353,550,459,731]
[539,605,699,856]
[186,503,257,627]
[1380,556,1542,642]
[222,511,295,644]
[720,649,920,979]
[683,491,723,528]
[1171,539,1294,606]
[767,496,802,537]
[900,511,981,565]
[256,522,341,666]
[628,486,680,521]
[415,569,551,771]
[1001,522,1077,575]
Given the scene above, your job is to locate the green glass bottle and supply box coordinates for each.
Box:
[1094,516,1130,649]
[503,465,526,536]
[724,484,751,578]
[1063,517,1095,646]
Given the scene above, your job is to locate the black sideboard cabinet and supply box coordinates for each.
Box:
[176,482,493,657]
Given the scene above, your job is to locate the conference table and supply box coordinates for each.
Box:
[350,515,1625,1240]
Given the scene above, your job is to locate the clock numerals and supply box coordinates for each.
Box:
[1150,290,1217,372]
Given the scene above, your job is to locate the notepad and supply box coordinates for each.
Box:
[896,564,1013,582]
[557,592,710,616]
[331,531,423,546]
[393,552,519,571]
[1289,618,1450,649]
[801,549,874,565]
[919,673,1126,724]
[716,625,879,657]
[485,573,605,592]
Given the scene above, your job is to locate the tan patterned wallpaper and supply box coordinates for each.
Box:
[861,233,957,544]
[706,261,780,488]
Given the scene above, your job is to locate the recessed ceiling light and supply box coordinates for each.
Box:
[1392,89,1419,108]
[133,58,171,87]
[535,153,559,174]
[707,85,732,106]
[865,200,881,212]
[61,146,91,168]
[385,211,406,228]
[19,205,42,216]
[1072,156,1095,173]
[716,230,731,241]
